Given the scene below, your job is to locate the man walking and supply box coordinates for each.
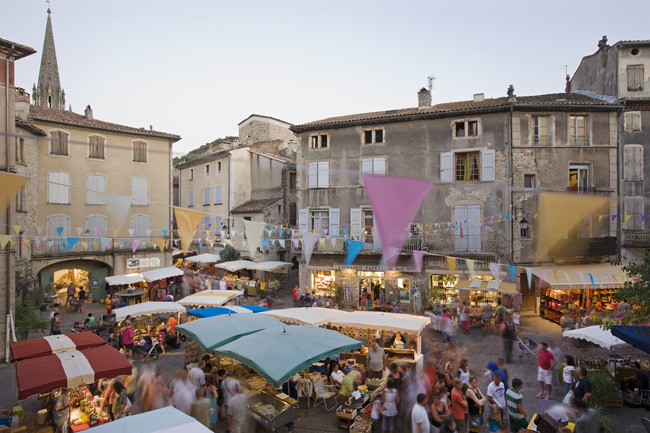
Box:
[411,393,431,433]
[66,283,76,306]
[499,313,516,363]
[537,342,556,399]
[573,366,592,403]
[366,343,386,379]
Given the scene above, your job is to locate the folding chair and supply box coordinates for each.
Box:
[642,417,650,433]
[313,376,337,411]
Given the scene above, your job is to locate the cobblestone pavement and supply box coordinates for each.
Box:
[1,286,648,432]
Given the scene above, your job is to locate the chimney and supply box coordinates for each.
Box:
[84,105,93,120]
[15,88,31,121]
[565,74,572,94]
[506,85,517,104]
[473,93,484,102]
[417,87,431,110]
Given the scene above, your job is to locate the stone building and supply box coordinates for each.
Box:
[291,87,621,311]
[570,37,650,262]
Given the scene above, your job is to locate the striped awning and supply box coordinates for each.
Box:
[454,280,517,294]
[530,263,626,289]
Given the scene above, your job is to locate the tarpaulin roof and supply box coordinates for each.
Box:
[105,273,145,286]
[530,263,626,289]
[184,253,221,264]
[187,305,269,318]
[248,261,293,271]
[612,326,650,354]
[84,406,213,433]
[113,301,187,321]
[261,307,349,325]
[176,290,243,307]
[140,266,184,281]
[16,345,132,400]
[563,325,626,350]
[329,310,431,334]
[215,260,256,272]
[11,333,106,362]
[454,279,517,294]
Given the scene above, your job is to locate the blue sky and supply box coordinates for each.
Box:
[4,0,650,155]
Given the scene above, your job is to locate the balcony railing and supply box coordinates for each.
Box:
[622,229,650,248]
[307,233,424,255]
[31,237,169,259]
[548,237,617,258]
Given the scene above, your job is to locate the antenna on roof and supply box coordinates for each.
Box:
[427,74,436,92]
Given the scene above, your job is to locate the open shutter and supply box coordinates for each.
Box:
[298,209,308,231]
[481,149,495,182]
[329,208,340,237]
[318,161,329,188]
[374,158,386,175]
[308,162,318,188]
[373,215,382,250]
[454,206,468,252]
[362,158,373,174]
[440,152,453,183]
[350,208,362,238]
[214,185,223,204]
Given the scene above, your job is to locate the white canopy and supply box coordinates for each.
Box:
[90,406,212,433]
[261,307,349,326]
[184,253,221,264]
[113,302,186,321]
[105,274,145,286]
[563,325,626,350]
[141,266,184,281]
[329,311,431,335]
[176,290,244,307]
[215,260,256,272]
[248,261,293,272]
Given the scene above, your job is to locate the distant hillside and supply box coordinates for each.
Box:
[173,136,238,166]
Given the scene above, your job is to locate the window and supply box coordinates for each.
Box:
[133,140,148,162]
[624,111,642,132]
[455,152,480,181]
[130,215,149,238]
[217,161,222,175]
[87,174,107,204]
[50,131,69,155]
[454,205,481,252]
[363,209,374,235]
[244,216,252,221]
[454,120,479,138]
[524,174,535,189]
[201,215,211,230]
[289,172,296,190]
[215,215,223,230]
[189,190,194,207]
[131,176,149,205]
[48,171,70,204]
[627,65,644,91]
[15,138,24,163]
[569,115,587,145]
[203,186,211,205]
[88,135,105,159]
[48,215,70,240]
[533,115,550,145]
[214,185,223,204]
[308,161,329,188]
[625,197,644,230]
[361,157,386,175]
[624,145,643,181]
[310,209,329,233]
[205,164,210,177]
[289,203,297,226]
[189,169,194,181]
[18,231,23,258]
[569,165,589,193]
[310,134,328,149]
[363,129,384,144]
[15,187,25,212]
[87,215,106,251]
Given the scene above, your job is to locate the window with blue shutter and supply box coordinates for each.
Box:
[130,215,149,238]
[214,185,223,204]
[189,190,194,207]
[131,177,149,205]
[87,174,106,204]
[48,171,71,204]
[203,186,211,205]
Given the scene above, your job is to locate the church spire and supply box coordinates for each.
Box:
[33,8,65,109]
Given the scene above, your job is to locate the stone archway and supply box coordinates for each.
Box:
[36,259,113,303]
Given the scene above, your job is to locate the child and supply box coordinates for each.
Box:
[505,378,528,432]
[370,397,382,433]
[512,308,520,335]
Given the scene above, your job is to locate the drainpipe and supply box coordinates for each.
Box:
[5,45,15,330]
[617,102,624,262]
[508,106,514,265]
[169,140,173,259]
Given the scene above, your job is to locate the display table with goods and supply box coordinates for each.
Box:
[247,389,297,432]
[68,386,110,432]
[114,288,146,306]
[337,394,372,430]
[540,286,621,324]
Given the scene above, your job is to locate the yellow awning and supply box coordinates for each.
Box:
[454,280,517,295]
[530,263,626,289]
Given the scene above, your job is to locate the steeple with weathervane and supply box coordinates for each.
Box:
[32,5,65,109]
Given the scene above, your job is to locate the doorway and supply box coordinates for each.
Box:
[359,271,384,304]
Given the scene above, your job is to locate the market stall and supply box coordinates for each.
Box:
[141,267,185,301]
[89,406,213,433]
[104,274,145,286]
[112,301,186,322]
[113,288,146,306]
[563,325,626,350]
[328,311,430,372]
[261,307,349,326]
[612,326,650,354]
[10,333,106,361]
[176,289,244,308]
[184,253,221,264]
[454,279,516,322]
[187,305,269,319]
[112,302,187,350]
[215,260,256,272]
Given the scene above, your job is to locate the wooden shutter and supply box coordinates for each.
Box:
[318,161,329,188]
[454,206,468,252]
[132,177,148,205]
[48,215,69,239]
[374,158,386,175]
[308,162,318,188]
[214,216,223,230]
[467,205,482,252]
[203,186,211,205]
[87,174,106,204]
[624,145,644,181]
[298,209,308,231]
[440,152,453,183]
[625,197,644,230]
[329,208,340,237]
[214,185,223,204]
[350,208,362,237]
[362,158,373,174]
[481,149,495,181]
[49,172,70,204]
[131,215,149,238]
[373,214,382,250]
[189,190,194,207]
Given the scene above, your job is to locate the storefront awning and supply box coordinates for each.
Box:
[454,280,517,295]
[530,263,626,289]
[105,273,145,286]
[141,266,184,282]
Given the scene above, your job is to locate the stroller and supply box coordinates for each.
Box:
[518,336,538,362]
[134,336,160,362]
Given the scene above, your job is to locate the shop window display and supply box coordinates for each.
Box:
[359,271,385,306]
[312,270,336,298]
[430,274,459,304]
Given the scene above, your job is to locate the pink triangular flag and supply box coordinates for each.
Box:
[362,174,433,268]
[300,231,319,265]
[36,226,43,235]
[131,238,141,253]
[489,262,501,282]
[411,251,426,273]
[292,238,300,249]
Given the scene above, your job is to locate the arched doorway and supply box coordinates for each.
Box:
[37,259,113,303]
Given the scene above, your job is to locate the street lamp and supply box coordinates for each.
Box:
[519,216,529,239]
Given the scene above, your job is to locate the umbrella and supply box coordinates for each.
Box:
[213,325,362,386]
[261,307,349,325]
[11,332,106,362]
[611,326,650,354]
[175,313,284,351]
[187,305,269,319]
[112,301,187,321]
[184,253,221,264]
[562,325,627,350]
[16,345,132,400]
[176,290,244,307]
[215,260,255,272]
[89,406,212,433]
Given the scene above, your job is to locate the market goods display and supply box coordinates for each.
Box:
[251,402,279,418]
[350,415,373,433]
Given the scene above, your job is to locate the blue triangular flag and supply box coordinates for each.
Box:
[345,240,365,266]
[56,226,64,236]
[67,237,80,251]
[162,229,168,237]
[262,239,270,249]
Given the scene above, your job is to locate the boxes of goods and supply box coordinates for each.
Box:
[350,415,373,433]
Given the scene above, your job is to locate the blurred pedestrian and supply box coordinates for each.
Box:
[506,378,528,432]
[104,294,112,315]
[190,386,211,427]
[170,369,195,415]
[451,378,467,433]
[228,382,251,433]
[380,377,399,433]
[410,393,430,433]
[157,320,168,355]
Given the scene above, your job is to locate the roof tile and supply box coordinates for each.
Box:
[231,197,282,214]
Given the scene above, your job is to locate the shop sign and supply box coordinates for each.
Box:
[126,257,161,269]
[333,264,418,272]
[91,278,99,288]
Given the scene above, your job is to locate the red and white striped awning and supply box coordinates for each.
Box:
[10,332,106,362]
[16,345,132,400]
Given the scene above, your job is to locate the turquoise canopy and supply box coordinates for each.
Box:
[213,325,362,387]
[175,313,284,351]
